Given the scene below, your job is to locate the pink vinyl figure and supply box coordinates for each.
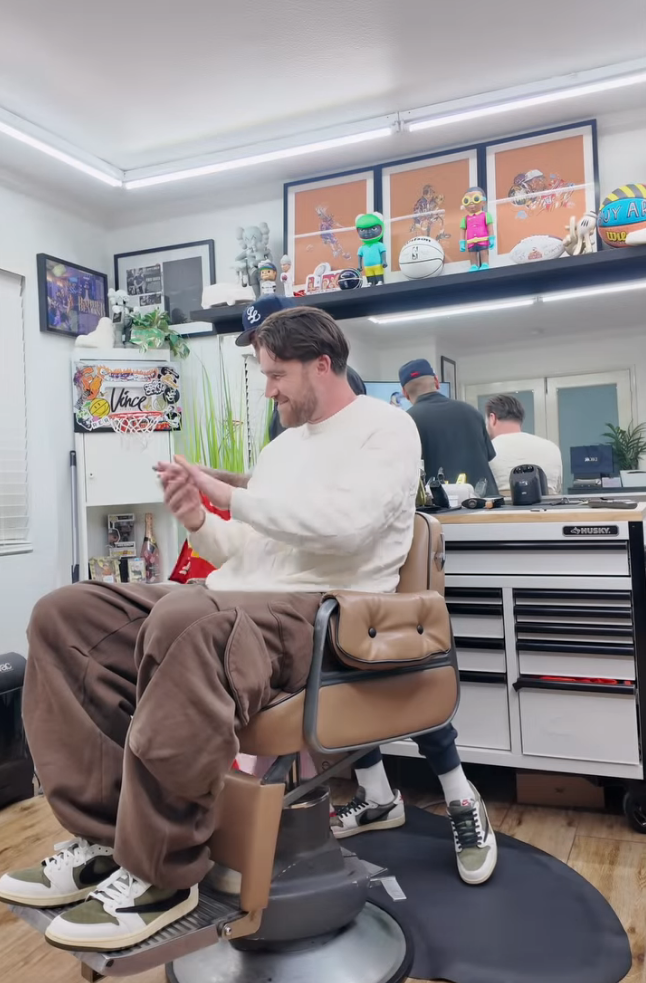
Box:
[459,187,495,271]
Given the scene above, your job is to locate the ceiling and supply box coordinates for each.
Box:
[1,0,646,223]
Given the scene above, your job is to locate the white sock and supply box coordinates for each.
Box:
[438,765,473,806]
[355,762,395,805]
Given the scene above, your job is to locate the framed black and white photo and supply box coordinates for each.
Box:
[440,356,457,398]
[114,240,215,337]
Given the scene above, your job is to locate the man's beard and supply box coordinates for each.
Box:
[277,390,318,428]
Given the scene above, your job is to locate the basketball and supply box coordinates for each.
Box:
[598,184,646,247]
[338,268,362,289]
[89,398,110,418]
[399,237,445,279]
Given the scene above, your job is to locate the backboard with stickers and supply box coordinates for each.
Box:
[72,361,182,434]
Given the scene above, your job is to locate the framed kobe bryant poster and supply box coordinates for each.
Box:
[38,254,108,337]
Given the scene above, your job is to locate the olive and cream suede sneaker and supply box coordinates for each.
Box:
[45,867,199,951]
[0,838,118,908]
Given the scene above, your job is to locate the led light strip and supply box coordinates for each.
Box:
[0,62,645,188]
[0,119,123,187]
[541,279,646,302]
[124,128,393,190]
[408,70,646,132]
[368,279,646,325]
[369,298,535,325]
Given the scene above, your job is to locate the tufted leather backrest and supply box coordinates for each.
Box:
[396,513,445,597]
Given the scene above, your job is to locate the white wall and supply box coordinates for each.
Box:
[107,199,284,292]
[456,329,646,418]
[0,184,108,655]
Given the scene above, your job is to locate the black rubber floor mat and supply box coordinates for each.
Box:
[353,808,631,983]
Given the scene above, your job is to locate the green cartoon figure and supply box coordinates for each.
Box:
[356,212,387,286]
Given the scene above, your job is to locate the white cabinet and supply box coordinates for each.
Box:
[519,688,640,766]
[454,682,511,751]
[72,351,180,583]
[83,433,171,507]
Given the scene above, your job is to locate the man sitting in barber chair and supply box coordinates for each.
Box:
[230,298,497,886]
[1,306,438,953]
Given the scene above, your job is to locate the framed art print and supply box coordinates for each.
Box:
[285,170,375,289]
[38,254,108,337]
[486,122,598,263]
[381,149,478,279]
[114,239,215,336]
[440,357,457,398]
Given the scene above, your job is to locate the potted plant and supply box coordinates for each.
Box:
[602,422,646,486]
[170,359,270,583]
[130,309,190,359]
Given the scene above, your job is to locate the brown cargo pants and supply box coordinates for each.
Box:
[23,581,320,890]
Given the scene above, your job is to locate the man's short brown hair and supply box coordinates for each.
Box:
[255,306,349,374]
[485,394,525,424]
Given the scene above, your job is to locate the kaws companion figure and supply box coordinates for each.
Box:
[355,212,387,285]
[459,188,495,271]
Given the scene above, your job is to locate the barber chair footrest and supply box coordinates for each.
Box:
[9,888,243,977]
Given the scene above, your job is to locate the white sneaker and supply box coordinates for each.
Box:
[331,787,406,839]
[447,783,498,885]
[45,867,199,951]
[0,838,118,908]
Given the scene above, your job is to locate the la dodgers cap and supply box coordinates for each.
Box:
[236,295,296,347]
[398,358,435,388]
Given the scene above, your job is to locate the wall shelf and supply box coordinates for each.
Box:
[191,246,646,335]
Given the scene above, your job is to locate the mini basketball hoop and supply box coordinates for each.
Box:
[109,412,160,449]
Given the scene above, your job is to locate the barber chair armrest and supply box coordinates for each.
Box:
[323,589,451,671]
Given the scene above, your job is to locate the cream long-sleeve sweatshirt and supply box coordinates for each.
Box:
[189,395,421,594]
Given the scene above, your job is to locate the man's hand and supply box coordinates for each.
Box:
[175,456,235,512]
[156,460,205,532]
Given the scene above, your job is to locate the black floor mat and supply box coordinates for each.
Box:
[352,808,631,983]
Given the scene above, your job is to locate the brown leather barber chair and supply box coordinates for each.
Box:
[11,514,457,983]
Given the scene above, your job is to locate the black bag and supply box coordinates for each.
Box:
[0,653,34,809]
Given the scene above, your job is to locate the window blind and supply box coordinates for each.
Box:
[0,270,30,554]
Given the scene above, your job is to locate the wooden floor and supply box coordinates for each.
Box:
[0,789,644,983]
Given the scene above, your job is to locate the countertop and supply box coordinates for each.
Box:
[436,503,646,524]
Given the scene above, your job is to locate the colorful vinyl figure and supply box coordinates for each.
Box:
[258,260,278,295]
[459,188,495,271]
[356,212,387,285]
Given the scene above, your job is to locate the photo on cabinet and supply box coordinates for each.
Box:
[89,557,122,584]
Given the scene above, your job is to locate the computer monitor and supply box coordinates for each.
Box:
[570,444,615,477]
[365,381,450,411]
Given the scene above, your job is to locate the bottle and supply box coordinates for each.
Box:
[416,460,428,509]
[140,513,161,584]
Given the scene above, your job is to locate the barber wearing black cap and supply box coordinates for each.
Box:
[399,358,498,494]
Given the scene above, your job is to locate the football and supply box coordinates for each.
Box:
[509,235,565,264]
[399,237,445,279]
